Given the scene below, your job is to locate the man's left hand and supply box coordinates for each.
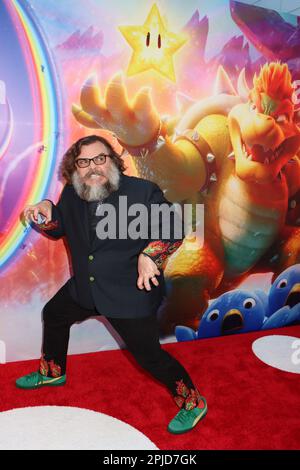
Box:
[137,253,161,291]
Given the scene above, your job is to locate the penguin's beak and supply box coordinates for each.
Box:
[285,283,300,308]
[221,309,244,334]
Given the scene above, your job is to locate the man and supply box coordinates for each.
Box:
[17,130,207,434]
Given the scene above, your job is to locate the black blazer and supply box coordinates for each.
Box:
[38,173,183,318]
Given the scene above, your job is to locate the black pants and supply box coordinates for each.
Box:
[41,282,198,403]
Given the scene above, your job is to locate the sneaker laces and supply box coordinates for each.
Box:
[175,409,193,423]
[25,372,40,382]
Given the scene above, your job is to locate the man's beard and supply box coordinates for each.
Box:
[71,161,121,202]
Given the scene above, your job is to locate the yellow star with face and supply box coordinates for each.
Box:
[119,3,187,82]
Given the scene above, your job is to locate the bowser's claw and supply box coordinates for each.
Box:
[71,104,101,129]
[104,72,130,122]
[73,73,161,147]
[80,74,105,119]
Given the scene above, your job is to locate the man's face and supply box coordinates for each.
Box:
[76,141,112,186]
[72,139,121,202]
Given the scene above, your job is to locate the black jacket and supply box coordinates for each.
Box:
[37,173,184,318]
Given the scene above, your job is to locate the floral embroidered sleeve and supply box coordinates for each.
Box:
[142,240,183,269]
[141,183,184,269]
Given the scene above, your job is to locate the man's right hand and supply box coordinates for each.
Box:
[23,200,52,224]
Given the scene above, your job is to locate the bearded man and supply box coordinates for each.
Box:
[17,130,207,434]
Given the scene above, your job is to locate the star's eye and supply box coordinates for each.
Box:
[277,278,288,289]
[243,298,256,309]
[207,309,219,321]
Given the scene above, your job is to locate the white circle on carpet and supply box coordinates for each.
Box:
[252,335,300,374]
[0,406,159,450]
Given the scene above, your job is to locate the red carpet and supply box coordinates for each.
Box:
[1,325,300,450]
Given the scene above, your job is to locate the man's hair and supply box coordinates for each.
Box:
[59,134,127,183]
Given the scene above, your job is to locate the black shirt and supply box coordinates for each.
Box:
[87,200,101,245]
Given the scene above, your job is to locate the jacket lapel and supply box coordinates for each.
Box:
[78,197,91,248]
[90,172,128,252]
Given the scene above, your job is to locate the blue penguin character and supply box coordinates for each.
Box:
[175,288,267,341]
[262,264,300,330]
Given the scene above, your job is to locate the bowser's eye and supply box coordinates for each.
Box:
[276,114,288,123]
[249,102,257,113]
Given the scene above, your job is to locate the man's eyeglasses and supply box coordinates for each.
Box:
[75,154,111,168]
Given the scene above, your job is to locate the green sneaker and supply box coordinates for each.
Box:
[16,371,66,390]
[167,396,207,434]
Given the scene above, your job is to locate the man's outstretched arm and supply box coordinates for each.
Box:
[23,185,68,239]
